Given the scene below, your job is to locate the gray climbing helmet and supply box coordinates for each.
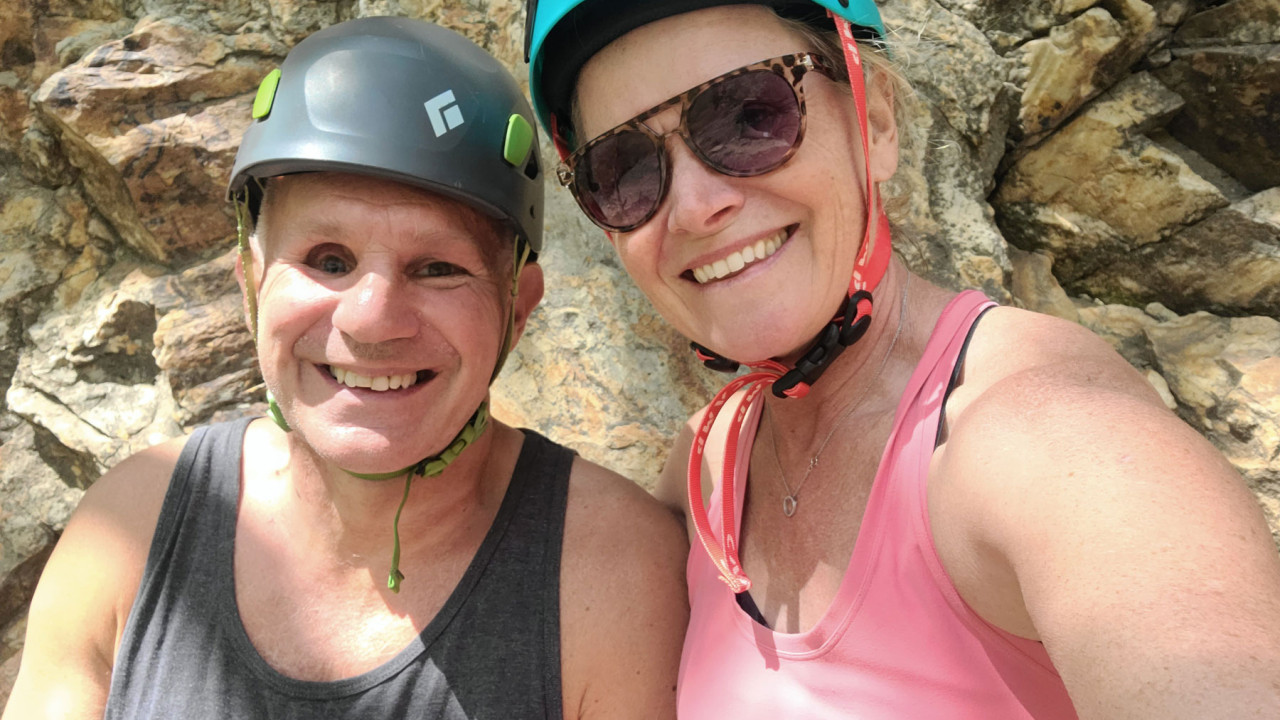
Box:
[228,16,544,255]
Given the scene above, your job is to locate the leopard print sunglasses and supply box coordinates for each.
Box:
[557,52,837,232]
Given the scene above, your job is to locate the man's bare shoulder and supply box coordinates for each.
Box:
[559,456,687,720]
[561,455,688,589]
[3,434,187,720]
[42,434,188,635]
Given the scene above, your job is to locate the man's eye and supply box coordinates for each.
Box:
[306,245,353,275]
[419,262,464,278]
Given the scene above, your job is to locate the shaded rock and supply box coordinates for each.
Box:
[1147,128,1253,203]
[1174,0,1280,45]
[1072,188,1280,316]
[0,1,36,156]
[996,72,1228,280]
[32,17,272,264]
[1,613,24,707]
[1156,44,1280,191]
[0,422,83,628]
[1009,246,1079,321]
[17,120,79,188]
[0,83,30,160]
[154,292,259,427]
[880,0,1016,299]
[142,253,257,427]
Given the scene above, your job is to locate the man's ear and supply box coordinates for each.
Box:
[234,246,260,336]
[866,68,900,183]
[509,261,545,347]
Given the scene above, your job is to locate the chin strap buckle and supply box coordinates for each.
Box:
[771,289,875,399]
[691,342,741,373]
[689,289,876,397]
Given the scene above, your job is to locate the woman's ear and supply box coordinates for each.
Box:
[866,68,900,183]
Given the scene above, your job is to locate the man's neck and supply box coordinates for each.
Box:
[250,419,519,569]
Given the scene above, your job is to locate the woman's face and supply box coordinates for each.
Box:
[574,5,898,363]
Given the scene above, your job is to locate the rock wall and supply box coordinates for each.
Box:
[1,0,1277,700]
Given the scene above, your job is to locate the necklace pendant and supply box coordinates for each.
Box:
[782,495,798,517]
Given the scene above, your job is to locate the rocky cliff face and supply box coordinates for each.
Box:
[1,0,1277,696]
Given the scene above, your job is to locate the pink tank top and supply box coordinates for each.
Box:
[677,291,1080,719]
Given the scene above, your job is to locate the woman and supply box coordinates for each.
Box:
[525,1,1280,718]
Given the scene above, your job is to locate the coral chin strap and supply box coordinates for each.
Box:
[687,13,891,592]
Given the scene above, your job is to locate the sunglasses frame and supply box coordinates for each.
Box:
[556,52,837,233]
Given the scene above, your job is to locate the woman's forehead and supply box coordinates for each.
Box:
[575,5,808,134]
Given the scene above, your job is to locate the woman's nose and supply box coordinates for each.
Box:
[663,138,746,236]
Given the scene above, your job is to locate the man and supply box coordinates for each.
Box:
[4,17,687,719]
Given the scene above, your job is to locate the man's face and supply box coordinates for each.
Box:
[244,172,535,475]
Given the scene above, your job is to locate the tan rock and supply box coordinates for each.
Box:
[1076,302,1159,368]
[492,185,723,486]
[1013,1,1161,143]
[1145,368,1178,410]
[7,264,182,468]
[1009,246,1079,321]
[1015,9,1125,140]
[934,0,1104,51]
[996,72,1228,273]
[1147,313,1280,492]
[33,18,272,263]
[0,184,76,309]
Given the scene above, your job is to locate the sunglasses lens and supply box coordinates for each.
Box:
[687,70,800,175]
[575,130,663,230]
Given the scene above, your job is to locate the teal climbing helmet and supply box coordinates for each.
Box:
[230,16,544,255]
[525,0,886,137]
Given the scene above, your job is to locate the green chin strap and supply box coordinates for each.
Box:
[234,191,532,593]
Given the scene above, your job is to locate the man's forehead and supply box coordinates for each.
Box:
[261,172,509,245]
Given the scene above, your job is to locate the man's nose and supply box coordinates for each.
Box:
[331,270,418,344]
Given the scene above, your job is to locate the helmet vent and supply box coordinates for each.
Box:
[523,150,540,181]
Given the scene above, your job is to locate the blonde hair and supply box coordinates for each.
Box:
[776,13,921,218]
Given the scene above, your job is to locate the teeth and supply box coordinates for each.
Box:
[329,366,419,392]
[693,229,788,284]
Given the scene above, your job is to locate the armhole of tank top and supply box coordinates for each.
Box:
[114,424,213,660]
[538,432,572,720]
[934,306,995,448]
[734,586,770,627]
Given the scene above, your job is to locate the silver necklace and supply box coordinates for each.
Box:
[768,274,910,517]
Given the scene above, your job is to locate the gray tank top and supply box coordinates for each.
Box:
[105,418,570,719]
